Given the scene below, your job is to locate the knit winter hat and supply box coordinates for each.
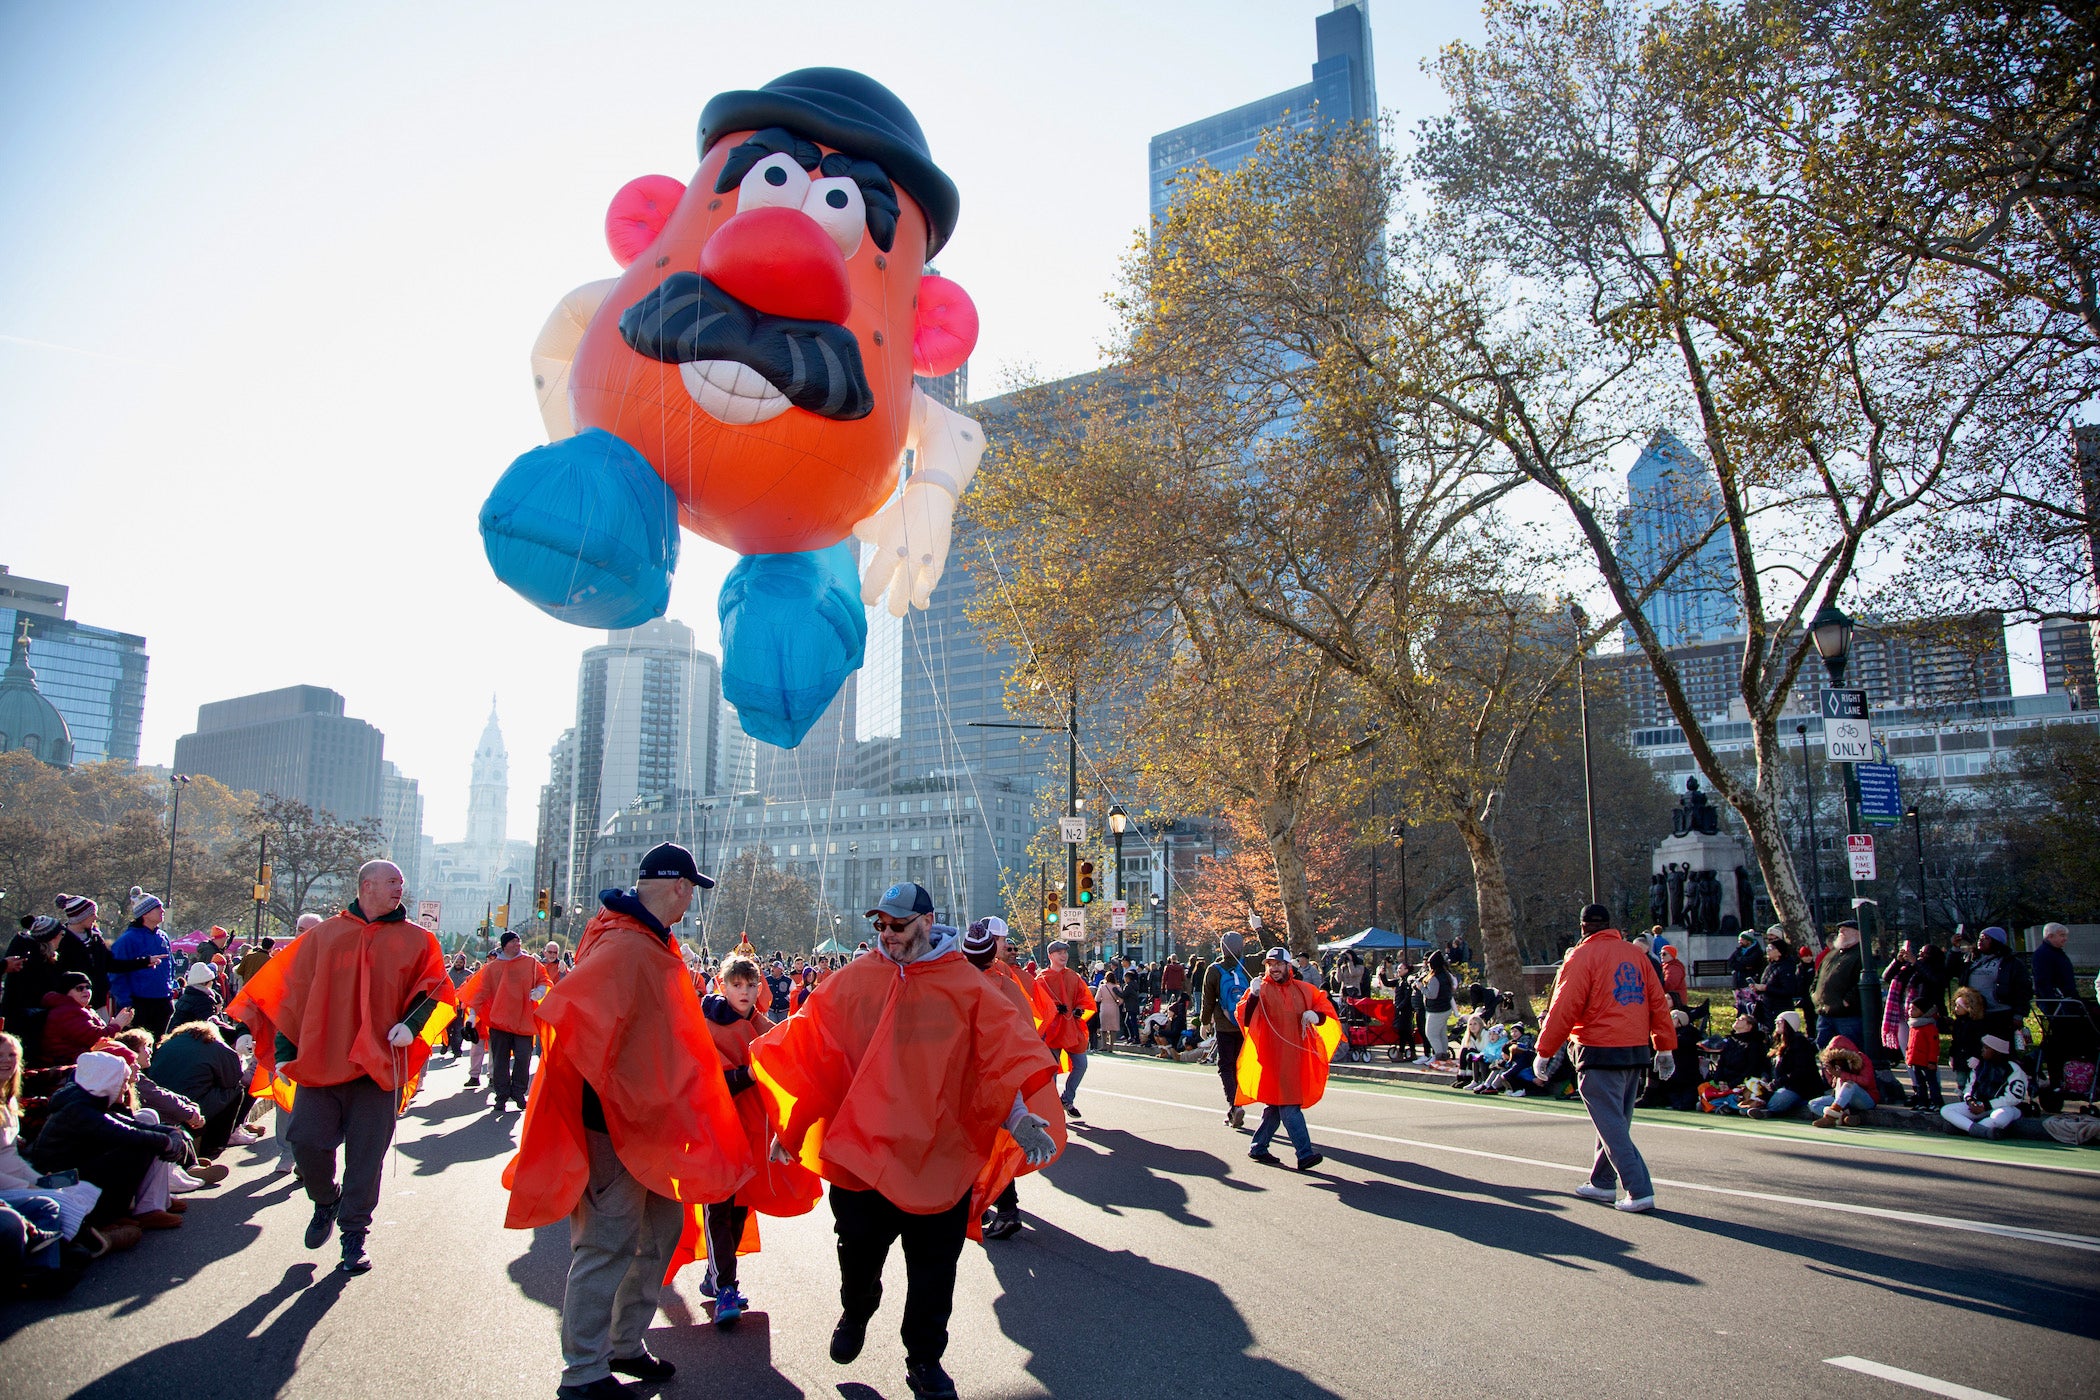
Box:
[1776,1010,1806,1035]
[185,964,217,988]
[56,893,96,921]
[960,921,997,957]
[128,886,164,919]
[73,1051,129,1099]
[1980,1034,2011,1055]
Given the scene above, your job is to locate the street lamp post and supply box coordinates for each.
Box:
[1810,602,1881,1058]
[1109,804,1128,904]
[1569,602,1601,906]
[1907,805,1928,941]
[165,774,190,908]
[1393,820,1409,946]
[1795,723,1824,944]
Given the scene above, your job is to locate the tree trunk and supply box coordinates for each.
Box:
[1454,811,1539,1027]
[1741,722,1817,947]
[1259,796,1321,960]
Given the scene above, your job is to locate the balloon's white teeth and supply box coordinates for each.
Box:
[680,359,790,424]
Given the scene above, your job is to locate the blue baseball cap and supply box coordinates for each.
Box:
[867,882,934,920]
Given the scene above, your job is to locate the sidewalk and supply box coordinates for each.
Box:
[1321,1054,2072,1143]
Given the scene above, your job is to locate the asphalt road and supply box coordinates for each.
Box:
[2,1049,2094,1400]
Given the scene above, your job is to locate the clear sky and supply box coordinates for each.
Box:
[1,0,1496,842]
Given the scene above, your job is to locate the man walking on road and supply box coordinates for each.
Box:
[457,930,553,1112]
[1201,932,1256,1129]
[1036,941,1096,1121]
[1533,904,1676,1213]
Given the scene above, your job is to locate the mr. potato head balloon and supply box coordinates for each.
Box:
[480,69,985,748]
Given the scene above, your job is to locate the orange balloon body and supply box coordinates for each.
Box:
[568,131,925,557]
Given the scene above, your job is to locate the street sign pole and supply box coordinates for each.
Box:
[1821,686,1884,1065]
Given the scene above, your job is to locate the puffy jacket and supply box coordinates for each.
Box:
[1534,929,1675,1070]
[1820,1034,1877,1105]
[146,1030,245,1119]
[170,985,222,1030]
[38,992,118,1066]
[28,1081,178,1172]
[107,922,176,1004]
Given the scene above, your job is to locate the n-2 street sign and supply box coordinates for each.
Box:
[1822,688,1873,762]
[1059,816,1088,844]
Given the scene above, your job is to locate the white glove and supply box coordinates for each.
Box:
[1652,1050,1676,1081]
[854,390,985,617]
[1301,1010,1322,1029]
[386,1023,414,1048]
[1010,1113,1057,1166]
[769,1140,795,1166]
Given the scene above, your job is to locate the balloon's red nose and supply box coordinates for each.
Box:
[700,207,852,324]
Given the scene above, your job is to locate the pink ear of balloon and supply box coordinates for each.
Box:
[604,174,688,267]
[912,275,979,377]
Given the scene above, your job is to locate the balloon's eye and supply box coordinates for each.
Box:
[803,177,866,259]
[738,153,808,212]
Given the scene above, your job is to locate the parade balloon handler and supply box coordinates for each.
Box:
[504,842,752,1400]
[749,882,1060,1400]
[1035,939,1098,1121]
[659,950,821,1332]
[962,917,1065,1242]
[1234,948,1339,1171]
[1532,903,1677,1213]
[455,929,555,1113]
[229,860,454,1273]
[481,68,985,753]
[1202,932,1257,1129]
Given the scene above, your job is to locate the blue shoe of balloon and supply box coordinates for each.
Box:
[478,429,679,630]
[719,541,868,749]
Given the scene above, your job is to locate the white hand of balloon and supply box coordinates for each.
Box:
[855,390,986,618]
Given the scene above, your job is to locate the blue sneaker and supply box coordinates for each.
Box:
[697,1258,718,1299]
[718,540,867,748]
[479,428,679,629]
[713,1285,746,1329]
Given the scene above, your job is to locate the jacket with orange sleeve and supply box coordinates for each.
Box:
[457,951,553,1036]
[1533,929,1676,1071]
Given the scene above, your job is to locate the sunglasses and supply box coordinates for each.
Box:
[871,915,923,934]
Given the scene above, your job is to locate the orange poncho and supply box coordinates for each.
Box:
[231,907,454,1108]
[503,908,753,1229]
[664,1001,823,1280]
[750,944,1059,1214]
[988,959,1045,1032]
[1233,974,1342,1109]
[456,953,554,1036]
[966,961,1068,1239]
[1033,965,1097,1060]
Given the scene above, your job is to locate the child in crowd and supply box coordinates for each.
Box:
[1948,986,1986,1098]
[1941,1034,2027,1140]
[1809,1035,1878,1128]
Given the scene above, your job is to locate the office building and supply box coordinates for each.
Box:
[2039,616,2097,710]
[1615,431,1745,651]
[0,565,149,765]
[0,619,74,766]
[173,685,385,823]
[379,760,425,895]
[1148,0,1378,225]
[536,728,578,912]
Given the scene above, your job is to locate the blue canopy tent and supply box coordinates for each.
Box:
[1317,926,1439,954]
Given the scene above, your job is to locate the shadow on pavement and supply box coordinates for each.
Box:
[984,1221,1344,1399]
[508,1220,570,1311]
[1309,1145,1703,1286]
[1038,1125,1255,1228]
[642,1310,803,1399]
[394,1105,520,1175]
[66,1262,347,1400]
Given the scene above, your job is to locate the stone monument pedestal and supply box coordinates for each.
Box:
[1653,831,1751,989]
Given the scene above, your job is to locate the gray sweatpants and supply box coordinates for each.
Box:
[560,1130,684,1387]
[287,1075,397,1242]
[1576,1065,1654,1201]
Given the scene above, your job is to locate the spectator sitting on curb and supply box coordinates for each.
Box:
[1808,1035,1878,1129]
[1709,1016,1770,1088]
[1942,1034,2028,1140]
[1744,1011,1822,1118]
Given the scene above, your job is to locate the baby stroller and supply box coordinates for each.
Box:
[2033,995,2100,1112]
[1340,997,1402,1063]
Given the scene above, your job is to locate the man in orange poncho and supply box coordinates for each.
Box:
[1035,939,1098,1122]
[456,929,554,1112]
[750,883,1060,1400]
[504,843,752,1400]
[234,860,452,1274]
[962,916,1062,1242]
[1235,947,1339,1172]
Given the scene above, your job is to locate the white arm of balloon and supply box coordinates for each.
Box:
[853,387,986,617]
[530,279,617,441]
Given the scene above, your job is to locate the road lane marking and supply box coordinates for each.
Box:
[1824,1356,2010,1399]
[1104,1054,2100,1179]
[1082,1087,2100,1255]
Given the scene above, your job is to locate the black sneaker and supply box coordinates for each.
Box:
[465,1077,481,1090]
[304,1197,339,1249]
[555,1379,633,1400]
[905,1360,959,1399]
[830,1312,870,1364]
[339,1238,372,1274]
[985,1213,1023,1240]
[609,1350,675,1382]
[1062,1100,1083,1121]
[1295,1153,1325,1172]
[1227,1105,1245,1130]
[1248,1149,1282,1166]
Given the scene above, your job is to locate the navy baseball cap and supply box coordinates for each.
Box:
[868,882,934,919]
[638,842,716,889]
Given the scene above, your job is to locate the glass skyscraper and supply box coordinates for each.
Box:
[1148,0,1378,225]
[0,566,149,765]
[1616,430,1746,650]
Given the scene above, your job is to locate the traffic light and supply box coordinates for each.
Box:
[495,903,509,929]
[536,888,550,920]
[550,902,564,920]
[1077,861,1096,904]
[252,863,272,904]
[1043,884,1062,926]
